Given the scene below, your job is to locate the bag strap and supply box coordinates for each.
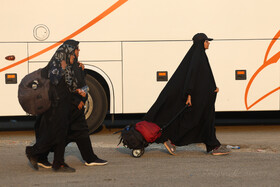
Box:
[161,105,189,131]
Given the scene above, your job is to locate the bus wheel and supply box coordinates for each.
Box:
[84,75,108,134]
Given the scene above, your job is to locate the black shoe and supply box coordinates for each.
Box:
[85,159,108,166]
[26,154,39,170]
[53,163,76,173]
[38,160,52,169]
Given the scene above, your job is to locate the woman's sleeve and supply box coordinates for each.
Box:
[183,53,201,97]
[208,62,217,90]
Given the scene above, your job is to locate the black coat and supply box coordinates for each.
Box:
[144,41,220,150]
[68,61,89,139]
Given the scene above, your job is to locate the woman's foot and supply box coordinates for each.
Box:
[85,158,108,166]
[53,163,76,173]
[38,159,52,169]
[25,147,39,170]
[164,139,176,155]
[26,154,39,170]
[212,145,231,156]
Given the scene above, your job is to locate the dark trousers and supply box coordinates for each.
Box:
[26,81,71,169]
[75,136,98,163]
[67,103,99,163]
[34,100,99,164]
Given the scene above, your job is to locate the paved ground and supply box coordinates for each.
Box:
[0,125,280,186]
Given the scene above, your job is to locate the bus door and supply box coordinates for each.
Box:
[0,43,28,116]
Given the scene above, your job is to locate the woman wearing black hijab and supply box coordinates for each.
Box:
[144,33,230,156]
[26,42,79,172]
[64,40,108,166]
[30,40,107,171]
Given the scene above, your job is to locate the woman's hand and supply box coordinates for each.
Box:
[78,101,85,110]
[186,95,192,106]
[76,89,86,97]
[78,62,85,70]
[61,60,67,70]
[214,87,219,93]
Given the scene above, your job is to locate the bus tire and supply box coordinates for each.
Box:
[84,74,108,134]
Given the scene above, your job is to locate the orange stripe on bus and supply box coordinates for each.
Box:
[246,87,280,110]
[245,30,280,110]
[0,0,128,73]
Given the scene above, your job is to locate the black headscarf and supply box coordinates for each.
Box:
[144,33,220,149]
[48,40,79,92]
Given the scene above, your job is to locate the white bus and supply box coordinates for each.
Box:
[0,0,279,132]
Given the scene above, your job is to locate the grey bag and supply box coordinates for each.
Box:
[18,68,51,115]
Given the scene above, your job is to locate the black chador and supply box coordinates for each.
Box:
[26,42,78,169]
[29,40,101,168]
[144,33,221,152]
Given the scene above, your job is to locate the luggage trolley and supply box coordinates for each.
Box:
[118,105,189,158]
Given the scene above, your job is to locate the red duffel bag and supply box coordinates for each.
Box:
[135,121,162,143]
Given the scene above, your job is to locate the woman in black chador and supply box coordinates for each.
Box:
[64,39,108,167]
[144,33,230,156]
[27,40,108,172]
[26,42,78,172]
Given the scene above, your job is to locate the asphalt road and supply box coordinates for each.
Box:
[0,123,280,186]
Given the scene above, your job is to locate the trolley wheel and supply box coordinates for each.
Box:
[132,148,145,158]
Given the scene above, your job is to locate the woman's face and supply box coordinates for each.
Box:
[69,54,75,64]
[75,47,80,58]
[204,40,210,49]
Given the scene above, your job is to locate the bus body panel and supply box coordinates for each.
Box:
[210,40,280,111]
[84,62,123,114]
[1,0,279,42]
[0,44,28,115]
[122,41,189,113]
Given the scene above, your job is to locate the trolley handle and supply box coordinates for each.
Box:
[161,105,190,131]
